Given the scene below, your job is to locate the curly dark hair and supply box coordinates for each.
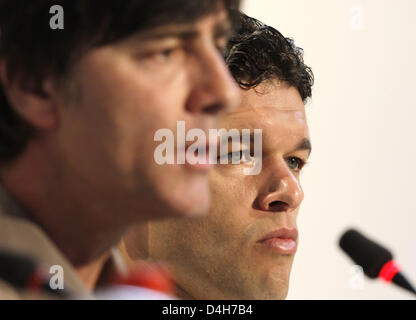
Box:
[225,13,314,102]
[0,0,240,164]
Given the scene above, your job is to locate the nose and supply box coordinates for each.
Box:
[255,161,304,213]
[185,46,241,115]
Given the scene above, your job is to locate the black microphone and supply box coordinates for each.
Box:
[0,250,68,298]
[339,229,416,296]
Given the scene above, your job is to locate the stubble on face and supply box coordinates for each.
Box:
[51,9,239,223]
[145,80,310,300]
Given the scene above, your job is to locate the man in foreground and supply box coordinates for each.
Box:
[0,0,240,299]
[123,13,314,299]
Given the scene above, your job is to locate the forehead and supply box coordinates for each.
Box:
[121,7,230,43]
[222,81,309,143]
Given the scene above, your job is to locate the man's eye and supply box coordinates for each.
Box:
[139,47,183,64]
[286,157,305,171]
[218,150,252,164]
[152,48,179,61]
[160,48,176,57]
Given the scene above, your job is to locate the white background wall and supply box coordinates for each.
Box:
[242,0,416,299]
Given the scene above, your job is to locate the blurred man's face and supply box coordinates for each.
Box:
[144,80,311,299]
[52,9,240,220]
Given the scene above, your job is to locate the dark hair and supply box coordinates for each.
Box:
[0,0,240,164]
[225,13,314,102]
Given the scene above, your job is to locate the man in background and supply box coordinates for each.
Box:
[123,13,314,299]
[0,0,240,299]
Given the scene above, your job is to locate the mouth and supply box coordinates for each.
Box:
[183,136,219,173]
[256,228,298,255]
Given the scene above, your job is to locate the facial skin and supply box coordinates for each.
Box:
[127,80,311,299]
[55,9,240,220]
[0,9,239,268]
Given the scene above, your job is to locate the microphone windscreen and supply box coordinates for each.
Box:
[0,250,37,287]
[339,229,393,278]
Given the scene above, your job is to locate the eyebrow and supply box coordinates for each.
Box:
[136,25,200,41]
[294,138,312,156]
[136,19,232,42]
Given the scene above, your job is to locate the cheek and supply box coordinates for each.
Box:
[67,50,193,168]
[107,63,192,165]
[209,171,258,241]
[75,48,191,126]
[210,168,259,207]
[148,218,221,273]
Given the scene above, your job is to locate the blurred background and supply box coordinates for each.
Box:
[242,0,416,299]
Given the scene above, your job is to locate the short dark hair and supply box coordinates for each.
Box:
[225,13,314,102]
[0,0,240,164]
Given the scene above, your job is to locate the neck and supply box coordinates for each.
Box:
[75,252,110,292]
[0,140,128,268]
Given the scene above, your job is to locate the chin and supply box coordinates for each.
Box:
[256,270,290,300]
[255,285,289,300]
[226,285,289,300]
[147,163,211,218]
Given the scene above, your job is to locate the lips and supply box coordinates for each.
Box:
[183,143,212,172]
[183,136,220,172]
[256,228,298,255]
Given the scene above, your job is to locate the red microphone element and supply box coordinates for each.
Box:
[0,250,69,298]
[378,260,401,283]
[339,229,416,296]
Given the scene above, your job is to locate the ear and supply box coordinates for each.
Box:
[0,62,58,130]
[122,223,150,261]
